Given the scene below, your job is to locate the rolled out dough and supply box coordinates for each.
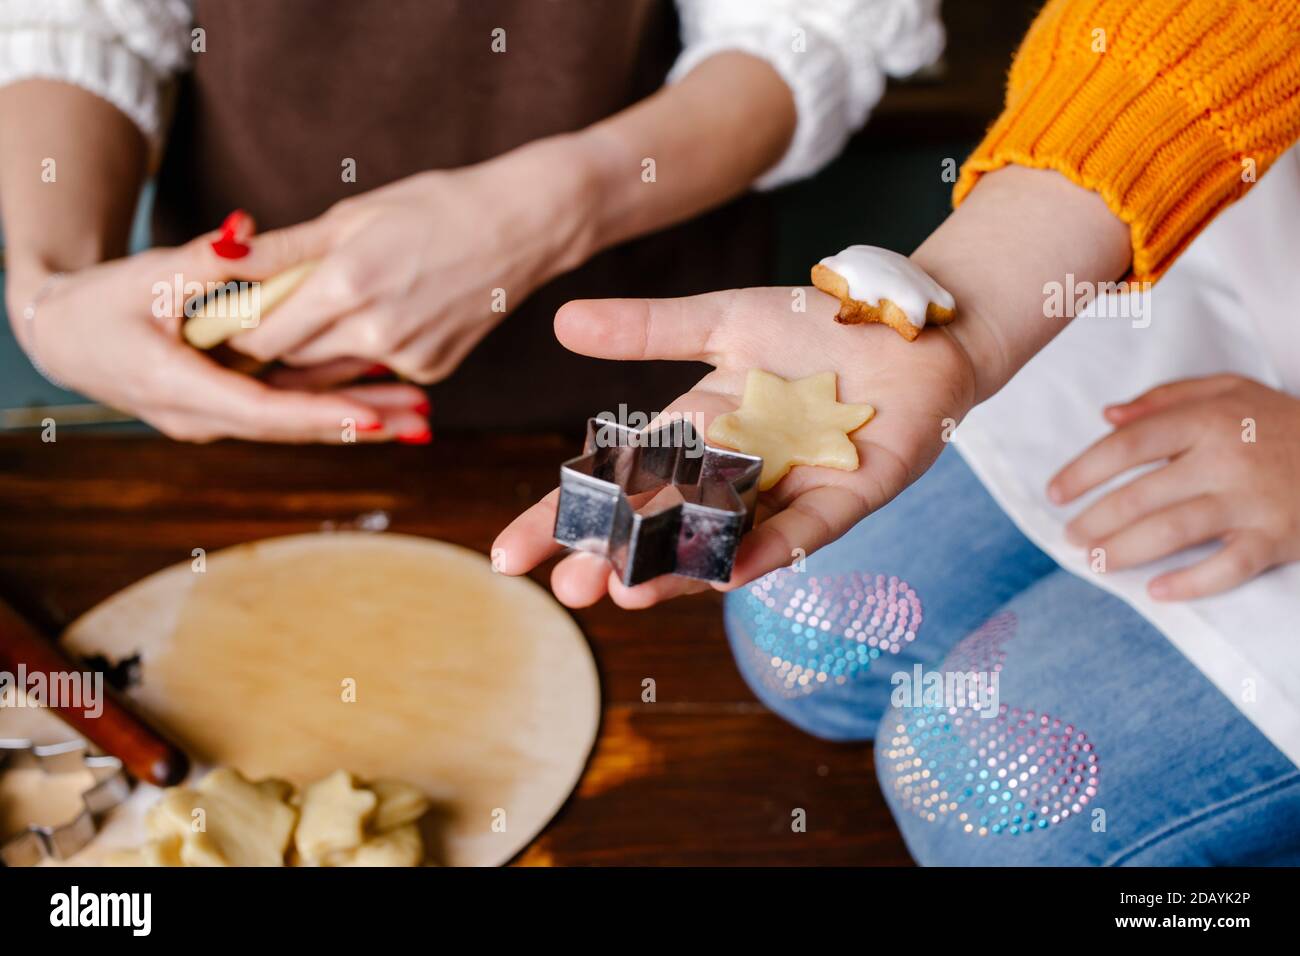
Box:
[58,533,600,867]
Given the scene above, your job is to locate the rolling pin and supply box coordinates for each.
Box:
[0,598,190,787]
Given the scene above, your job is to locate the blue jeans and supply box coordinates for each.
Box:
[724,448,1300,865]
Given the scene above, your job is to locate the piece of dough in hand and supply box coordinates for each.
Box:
[182,260,318,350]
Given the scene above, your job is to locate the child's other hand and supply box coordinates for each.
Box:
[492,286,978,609]
[1049,375,1300,601]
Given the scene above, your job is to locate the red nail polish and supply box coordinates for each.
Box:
[397,428,432,445]
[211,210,252,258]
[219,209,251,238]
[412,399,431,416]
[211,236,249,259]
[357,420,384,432]
[362,364,391,379]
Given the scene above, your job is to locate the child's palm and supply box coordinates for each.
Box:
[493,287,978,608]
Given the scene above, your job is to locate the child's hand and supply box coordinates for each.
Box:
[1049,375,1300,601]
[492,286,978,608]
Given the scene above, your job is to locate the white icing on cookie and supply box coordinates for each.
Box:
[819,245,955,329]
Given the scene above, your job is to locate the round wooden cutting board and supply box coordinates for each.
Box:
[52,532,600,867]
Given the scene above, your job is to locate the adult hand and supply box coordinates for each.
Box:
[6,228,428,443]
[227,137,594,384]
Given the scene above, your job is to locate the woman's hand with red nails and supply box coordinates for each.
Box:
[225,137,595,384]
[1049,375,1300,601]
[490,286,978,610]
[5,231,427,444]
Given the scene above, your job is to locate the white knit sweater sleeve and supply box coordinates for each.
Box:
[0,0,194,148]
[670,0,945,188]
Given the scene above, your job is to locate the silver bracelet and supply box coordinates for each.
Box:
[19,272,69,390]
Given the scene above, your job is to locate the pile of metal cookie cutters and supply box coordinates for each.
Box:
[0,735,130,866]
[553,416,763,586]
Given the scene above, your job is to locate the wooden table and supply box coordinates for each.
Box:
[0,432,912,865]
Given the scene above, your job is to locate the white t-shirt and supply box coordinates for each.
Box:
[955,144,1300,768]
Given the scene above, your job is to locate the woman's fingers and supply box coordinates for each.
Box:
[155,217,346,362]
[1064,458,1198,545]
[153,341,386,443]
[263,357,380,390]
[1048,408,1199,504]
[272,302,398,369]
[554,292,744,364]
[1104,375,1242,425]
[330,383,431,442]
[1093,494,1229,571]
[165,215,327,290]
[227,221,372,361]
[1148,532,1274,601]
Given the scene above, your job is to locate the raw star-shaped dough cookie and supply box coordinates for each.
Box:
[707,370,875,491]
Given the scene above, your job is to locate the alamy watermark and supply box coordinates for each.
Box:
[891,664,1000,719]
[154,274,264,329]
[0,665,104,719]
[593,405,708,458]
[1044,274,1152,329]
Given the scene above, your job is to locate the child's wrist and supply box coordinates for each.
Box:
[906,249,1011,406]
[939,300,1011,406]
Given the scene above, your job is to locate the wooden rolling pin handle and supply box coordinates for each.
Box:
[0,599,190,787]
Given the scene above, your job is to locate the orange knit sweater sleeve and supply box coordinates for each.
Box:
[954,0,1300,282]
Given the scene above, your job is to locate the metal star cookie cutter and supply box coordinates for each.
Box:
[0,735,131,866]
[554,417,763,587]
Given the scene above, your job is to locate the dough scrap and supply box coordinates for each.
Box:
[144,767,298,867]
[294,770,377,865]
[325,823,423,868]
[706,369,875,491]
[370,778,432,832]
[105,834,184,868]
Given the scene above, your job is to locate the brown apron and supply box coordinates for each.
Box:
[153,0,772,428]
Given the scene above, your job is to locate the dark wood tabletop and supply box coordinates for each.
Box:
[0,431,912,866]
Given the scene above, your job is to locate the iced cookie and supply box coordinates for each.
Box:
[706,369,875,491]
[812,245,955,341]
